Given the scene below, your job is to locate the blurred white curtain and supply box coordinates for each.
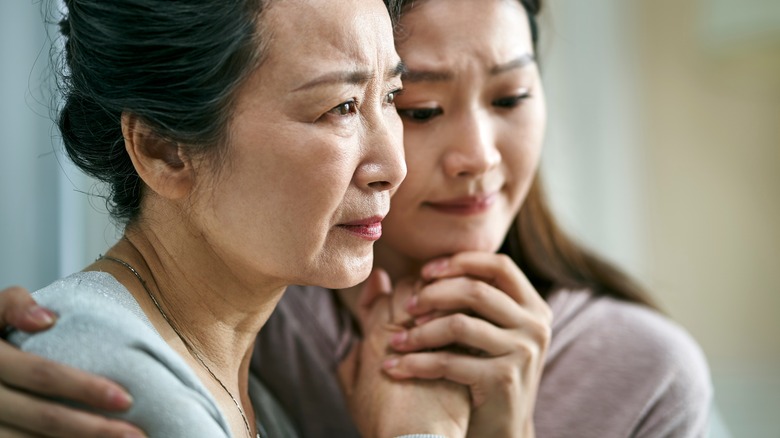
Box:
[540,0,647,280]
[0,0,114,290]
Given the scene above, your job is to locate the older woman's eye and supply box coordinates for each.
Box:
[328,100,358,116]
[385,88,404,105]
[397,107,443,123]
[492,92,531,109]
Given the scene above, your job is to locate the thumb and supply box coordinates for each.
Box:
[357,268,392,320]
[0,286,57,333]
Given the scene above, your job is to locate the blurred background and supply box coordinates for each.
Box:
[1,0,778,436]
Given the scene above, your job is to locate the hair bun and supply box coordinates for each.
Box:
[58,16,70,38]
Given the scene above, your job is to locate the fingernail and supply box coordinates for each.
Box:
[423,258,449,278]
[25,306,56,326]
[405,295,418,311]
[122,432,145,438]
[107,386,133,408]
[391,331,407,345]
[382,357,399,369]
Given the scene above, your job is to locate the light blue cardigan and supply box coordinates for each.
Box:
[8,271,286,437]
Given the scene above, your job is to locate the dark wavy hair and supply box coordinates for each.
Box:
[55,0,267,223]
[386,0,656,308]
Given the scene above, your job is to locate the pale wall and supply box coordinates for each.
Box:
[541,0,780,436]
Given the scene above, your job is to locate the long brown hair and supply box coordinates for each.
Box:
[389,0,658,309]
[503,177,657,308]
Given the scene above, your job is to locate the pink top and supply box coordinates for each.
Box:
[251,286,712,437]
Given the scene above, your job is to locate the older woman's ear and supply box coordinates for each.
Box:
[121,112,194,200]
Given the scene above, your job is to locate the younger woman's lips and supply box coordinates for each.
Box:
[425,193,497,216]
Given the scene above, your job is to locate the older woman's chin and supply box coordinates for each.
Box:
[299,253,375,290]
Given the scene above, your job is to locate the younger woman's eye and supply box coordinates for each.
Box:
[397,107,443,123]
[328,100,358,116]
[492,92,531,109]
[385,88,404,105]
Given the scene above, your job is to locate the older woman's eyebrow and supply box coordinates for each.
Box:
[293,70,374,92]
[389,60,407,79]
[293,60,407,92]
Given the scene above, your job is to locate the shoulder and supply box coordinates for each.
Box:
[24,271,152,331]
[9,272,230,438]
[536,290,712,437]
[548,289,709,371]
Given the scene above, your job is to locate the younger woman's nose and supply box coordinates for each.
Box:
[442,112,501,178]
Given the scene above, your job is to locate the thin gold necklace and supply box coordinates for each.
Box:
[101,255,259,438]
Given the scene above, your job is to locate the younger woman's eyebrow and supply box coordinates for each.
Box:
[401,69,453,83]
[490,53,536,75]
[402,52,536,83]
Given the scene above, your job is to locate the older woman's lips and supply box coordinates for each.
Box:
[337,216,384,241]
[425,193,497,216]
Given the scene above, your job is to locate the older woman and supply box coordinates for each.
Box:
[0,0,712,437]
[0,0,475,437]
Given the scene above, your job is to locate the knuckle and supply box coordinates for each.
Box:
[37,403,68,434]
[494,361,521,388]
[435,353,452,377]
[97,421,131,438]
[467,281,488,304]
[522,314,552,347]
[406,329,421,348]
[496,254,514,270]
[447,313,470,338]
[539,301,553,324]
[512,339,541,362]
[25,360,58,391]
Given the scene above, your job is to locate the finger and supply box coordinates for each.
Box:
[422,253,550,316]
[357,269,392,320]
[407,277,523,327]
[0,287,56,333]
[383,351,520,408]
[0,425,41,438]
[389,313,512,356]
[0,343,133,412]
[382,349,486,386]
[0,386,146,438]
[387,278,422,327]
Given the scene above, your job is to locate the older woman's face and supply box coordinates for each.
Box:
[377,0,546,267]
[189,0,405,289]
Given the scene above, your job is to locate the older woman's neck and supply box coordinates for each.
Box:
[95,224,284,386]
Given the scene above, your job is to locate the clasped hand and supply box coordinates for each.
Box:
[341,252,552,438]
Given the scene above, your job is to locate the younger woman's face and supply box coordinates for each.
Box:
[376,0,547,274]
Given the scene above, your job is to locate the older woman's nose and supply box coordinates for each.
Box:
[356,115,407,192]
[442,112,501,178]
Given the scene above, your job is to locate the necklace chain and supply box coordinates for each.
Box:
[101,255,258,438]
